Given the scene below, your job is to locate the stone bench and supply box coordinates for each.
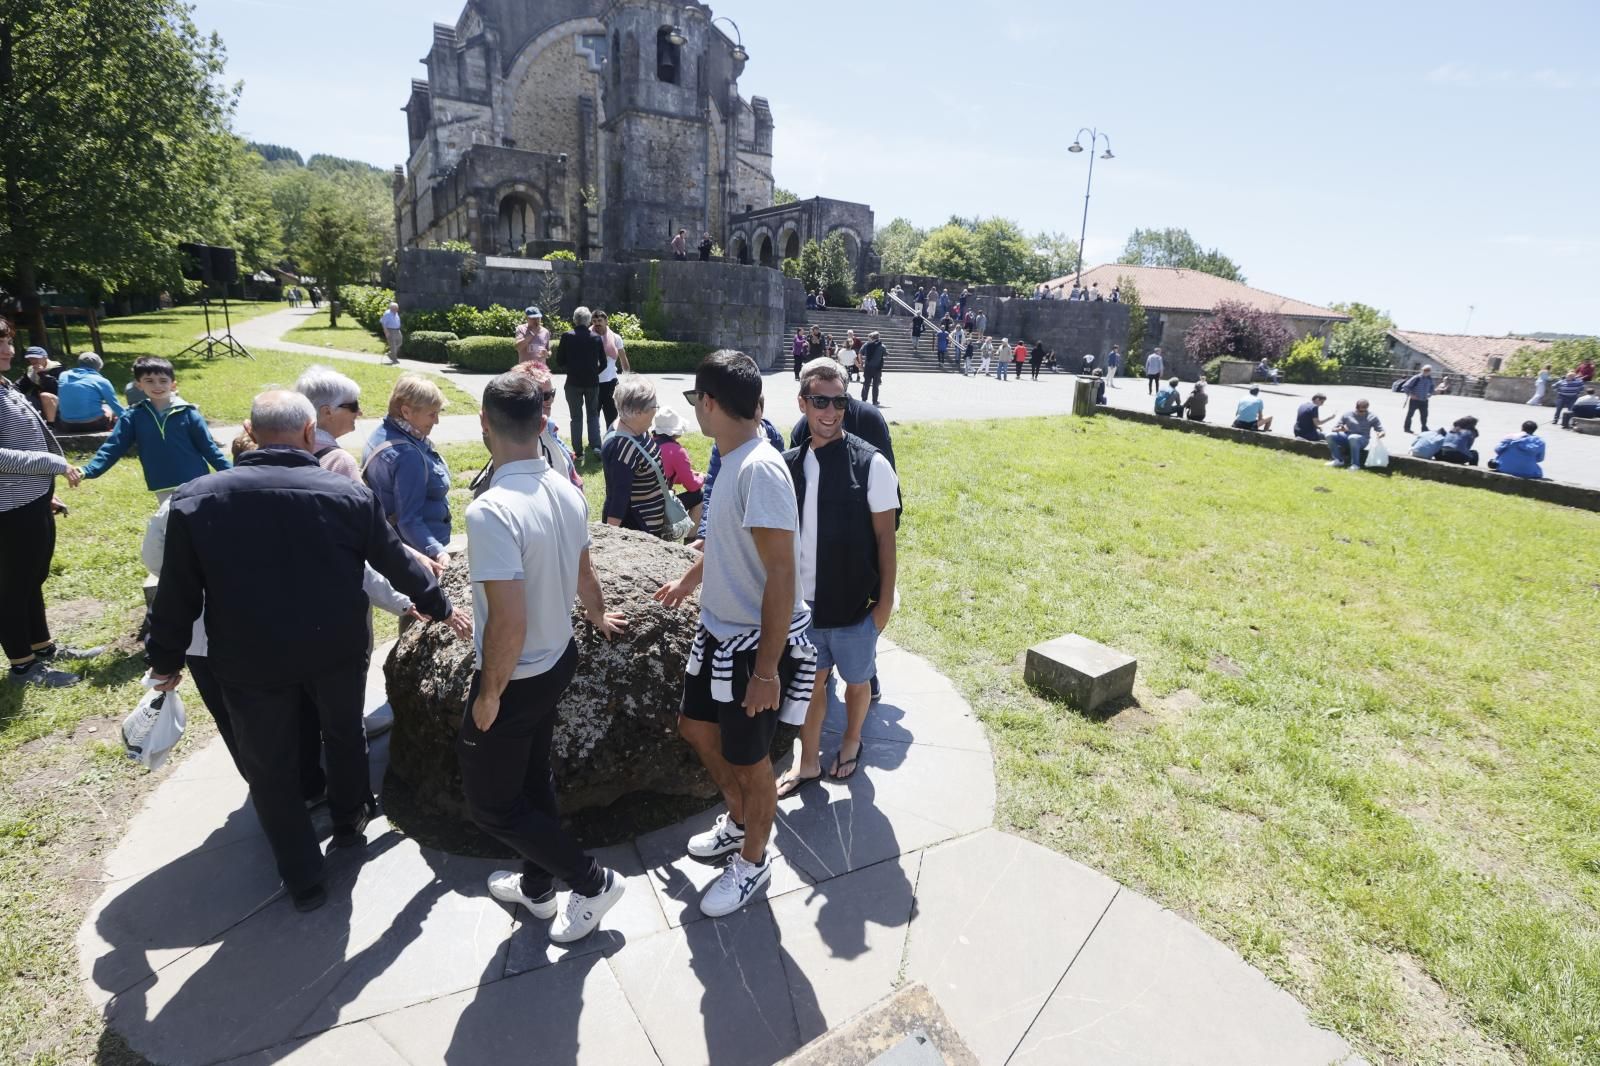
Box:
[1571,417,1600,436]
[53,431,113,452]
[1024,633,1137,714]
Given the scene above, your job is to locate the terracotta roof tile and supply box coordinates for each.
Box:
[1042,264,1345,320]
[1386,330,1552,376]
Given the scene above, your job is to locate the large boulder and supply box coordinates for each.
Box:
[388,524,732,821]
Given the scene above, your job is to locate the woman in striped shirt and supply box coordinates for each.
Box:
[0,318,90,687]
[600,375,669,536]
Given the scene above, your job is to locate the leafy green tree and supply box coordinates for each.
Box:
[294,193,382,326]
[204,141,281,274]
[1327,301,1395,369]
[772,186,798,205]
[874,217,926,275]
[0,0,235,341]
[796,239,825,291]
[1184,300,1291,364]
[1280,333,1341,383]
[1502,336,1598,377]
[247,142,304,166]
[1119,275,1147,361]
[1118,227,1244,282]
[820,232,854,305]
[910,224,981,282]
[971,218,1036,289]
[1031,231,1080,284]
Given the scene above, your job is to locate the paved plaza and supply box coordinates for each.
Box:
[78,640,1363,1065]
[236,308,1599,492]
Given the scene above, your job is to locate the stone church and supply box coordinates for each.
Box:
[394,0,779,263]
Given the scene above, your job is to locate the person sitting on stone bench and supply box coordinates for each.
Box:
[1231,386,1274,432]
[1294,393,1330,441]
[1489,421,1546,479]
[1435,416,1480,465]
[1561,388,1599,429]
[1183,380,1208,421]
[1252,358,1282,385]
[1154,377,1184,417]
[1326,399,1384,471]
[54,352,123,433]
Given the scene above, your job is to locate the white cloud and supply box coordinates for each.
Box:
[1424,63,1595,89]
[1425,63,1474,84]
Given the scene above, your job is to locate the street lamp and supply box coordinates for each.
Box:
[668,12,748,61]
[1067,127,1114,288]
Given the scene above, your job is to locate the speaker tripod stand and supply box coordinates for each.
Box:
[177,289,252,360]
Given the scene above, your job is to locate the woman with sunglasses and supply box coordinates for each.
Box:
[295,364,366,480]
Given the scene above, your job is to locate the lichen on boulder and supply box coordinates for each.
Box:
[387,524,729,821]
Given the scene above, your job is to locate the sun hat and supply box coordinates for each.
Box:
[651,407,690,437]
[525,306,542,318]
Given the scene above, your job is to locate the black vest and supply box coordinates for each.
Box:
[785,433,884,629]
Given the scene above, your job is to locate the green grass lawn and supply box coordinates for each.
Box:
[284,314,389,356]
[4,412,1597,1064]
[9,303,477,424]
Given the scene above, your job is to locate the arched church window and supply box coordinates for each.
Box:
[656,27,680,84]
[498,196,538,254]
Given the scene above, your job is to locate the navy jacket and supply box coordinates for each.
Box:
[146,446,451,684]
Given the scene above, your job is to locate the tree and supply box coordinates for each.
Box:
[971,217,1036,289]
[820,232,853,305]
[1118,227,1245,282]
[1031,231,1080,284]
[772,186,798,205]
[293,193,382,326]
[1280,334,1340,384]
[1503,336,1599,377]
[909,224,981,282]
[1119,275,1148,359]
[1184,300,1292,365]
[1327,301,1395,369]
[796,239,825,291]
[247,142,304,166]
[874,217,926,275]
[0,0,236,341]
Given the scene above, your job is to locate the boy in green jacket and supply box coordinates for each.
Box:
[82,357,230,497]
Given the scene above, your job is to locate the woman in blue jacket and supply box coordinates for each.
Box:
[1490,421,1546,479]
[362,375,452,565]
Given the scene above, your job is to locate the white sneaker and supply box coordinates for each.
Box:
[686,812,745,859]
[487,870,557,920]
[1326,459,1342,467]
[548,869,625,944]
[700,852,773,918]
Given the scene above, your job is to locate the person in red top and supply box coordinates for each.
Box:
[1012,342,1027,383]
[1578,359,1595,382]
[651,407,704,527]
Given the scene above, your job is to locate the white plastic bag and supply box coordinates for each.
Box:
[1364,435,1390,469]
[122,676,187,771]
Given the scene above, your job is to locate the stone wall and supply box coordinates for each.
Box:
[396,248,582,314]
[988,299,1130,371]
[1485,376,1554,405]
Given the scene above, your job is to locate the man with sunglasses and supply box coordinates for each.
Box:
[776,360,899,799]
[670,351,816,917]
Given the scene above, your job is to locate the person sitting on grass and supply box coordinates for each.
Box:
[1326,399,1384,470]
[16,347,62,424]
[1232,385,1274,432]
[1154,377,1184,417]
[81,356,230,499]
[54,352,123,433]
[1183,380,1208,421]
[1489,421,1546,479]
[1436,416,1481,465]
[1293,393,1331,441]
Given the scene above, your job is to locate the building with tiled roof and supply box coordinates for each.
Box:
[1385,330,1552,377]
[1040,264,1348,376]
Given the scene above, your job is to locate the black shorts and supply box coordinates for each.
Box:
[680,636,800,766]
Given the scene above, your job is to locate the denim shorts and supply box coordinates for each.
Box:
[806,609,879,685]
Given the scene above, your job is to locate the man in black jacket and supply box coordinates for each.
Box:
[776,359,899,797]
[859,330,887,406]
[556,306,606,457]
[146,390,457,913]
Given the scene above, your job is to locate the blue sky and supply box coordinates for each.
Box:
[194,0,1598,336]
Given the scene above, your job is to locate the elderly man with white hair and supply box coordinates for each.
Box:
[379,301,404,364]
[145,389,459,913]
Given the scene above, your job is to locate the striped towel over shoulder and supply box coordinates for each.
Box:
[685,609,818,725]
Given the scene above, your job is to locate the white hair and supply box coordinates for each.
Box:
[294,364,361,412]
[612,374,657,420]
[78,352,103,370]
[249,390,316,435]
[571,306,592,328]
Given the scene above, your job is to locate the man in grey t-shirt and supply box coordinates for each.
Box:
[666,351,809,918]
[1327,398,1385,470]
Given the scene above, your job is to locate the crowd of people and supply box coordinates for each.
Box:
[2,306,903,939]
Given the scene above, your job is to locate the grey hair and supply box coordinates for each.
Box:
[249,390,316,435]
[78,352,103,370]
[294,364,361,412]
[799,356,847,393]
[612,373,657,420]
[571,305,592,328]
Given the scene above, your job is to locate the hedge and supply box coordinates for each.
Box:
[623,339,715,373]
[341,285,394,334]
[402,331,458,364]
[446,335,520,373]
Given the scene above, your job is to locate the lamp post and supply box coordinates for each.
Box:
[667,12,748,61]
[1067,128,1114,288]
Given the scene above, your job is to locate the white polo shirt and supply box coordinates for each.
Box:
[465,457,591,679]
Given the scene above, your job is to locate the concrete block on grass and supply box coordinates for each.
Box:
[1025,633,1136,713]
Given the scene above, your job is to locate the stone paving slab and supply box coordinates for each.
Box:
[1008,888,1355,1065]
[503,840,668,975]
[903,829,1120,1065]
[636,804,818,928]
[367,953,661,1065]
[769,853,922,1044]
[608,905,803,1066]
[217,1021,411,1066]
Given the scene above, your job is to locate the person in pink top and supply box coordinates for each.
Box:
[515,307,551,366]
[650,407,704,528]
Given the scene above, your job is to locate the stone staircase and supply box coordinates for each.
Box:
[784,305,999,375]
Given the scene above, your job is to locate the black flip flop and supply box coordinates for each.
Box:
[777,770,824,799]
[829,747,863,781]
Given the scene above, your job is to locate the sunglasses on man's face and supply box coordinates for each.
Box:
[337,401,362,414]
[802,394,850,411]
[683,389,711,407]
[539,390,557,403]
